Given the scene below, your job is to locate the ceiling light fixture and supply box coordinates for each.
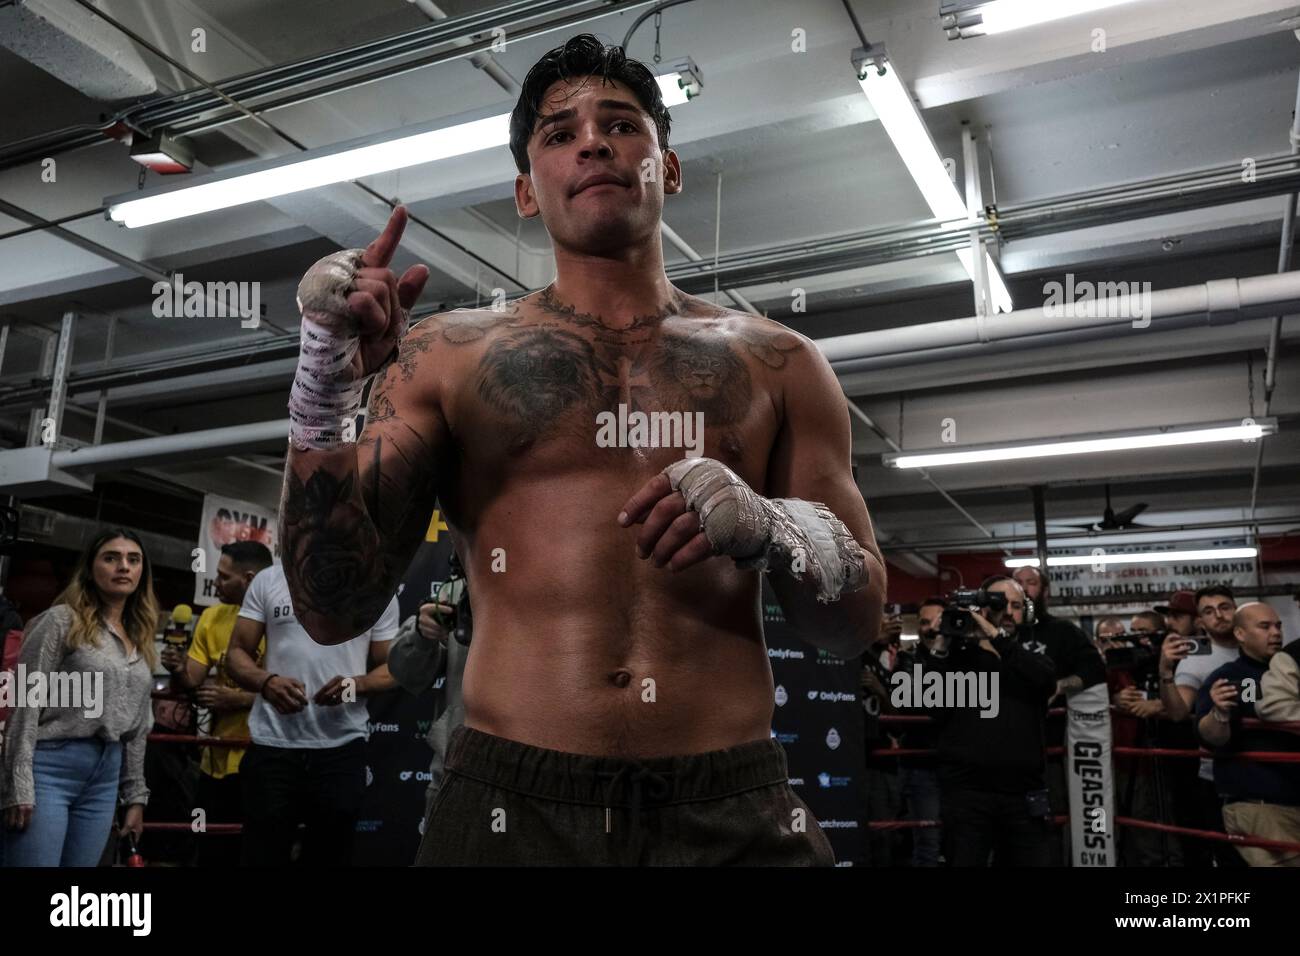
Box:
[107,62,702,228]
[853,46,1012,312]
[1006,547,1258,568]
[882,418,1277,469]
[941,0,1142,39]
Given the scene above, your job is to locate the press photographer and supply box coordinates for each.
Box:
[916,576,1058,866]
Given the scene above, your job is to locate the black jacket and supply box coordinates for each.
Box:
[929,632,1058,793]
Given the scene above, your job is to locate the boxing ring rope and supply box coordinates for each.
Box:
[140,708,1300,850]
[865,709,1300,856]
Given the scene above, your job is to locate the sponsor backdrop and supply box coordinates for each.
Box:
[764,584,865,866]
[192,494,277,606]
[352,511,866,865]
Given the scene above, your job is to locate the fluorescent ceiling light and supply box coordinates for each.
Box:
[1006,547,1257,568]
[944,0,1141,39]
[109,64,701,228]
[883,418,1277,469]
[110,113,510,228]
[657,58,702,106]
[856,54,1012,312]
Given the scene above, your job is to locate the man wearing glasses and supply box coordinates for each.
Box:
[1157,585,1244,866]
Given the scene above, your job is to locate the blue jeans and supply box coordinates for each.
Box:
[901,766,942,867]
[1,738,121,867]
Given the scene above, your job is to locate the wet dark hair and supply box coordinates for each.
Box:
[509,33,672,175]
[221,540,273,573]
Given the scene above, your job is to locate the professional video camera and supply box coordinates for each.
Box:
[1102,632,1161,672]
[938,588,1008,641]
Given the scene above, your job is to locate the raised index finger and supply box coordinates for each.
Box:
[618,473,676,527]
[362,205,408,269]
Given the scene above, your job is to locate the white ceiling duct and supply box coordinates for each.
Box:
[0,0,156,101]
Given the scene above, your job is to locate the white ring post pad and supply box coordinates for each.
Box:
[663,457,867,603]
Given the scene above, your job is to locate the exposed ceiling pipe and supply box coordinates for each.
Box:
[831,310,1296,380]
[51,419,287,472]
[60,403,282,478]
[6,271,1300,418]
[819,270,1300,368]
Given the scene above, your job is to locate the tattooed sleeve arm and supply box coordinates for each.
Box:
[763,331,887,660]
[280,323,449,646]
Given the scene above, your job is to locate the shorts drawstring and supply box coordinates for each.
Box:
[597,763,673,834]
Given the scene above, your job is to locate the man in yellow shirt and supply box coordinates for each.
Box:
[162,541,272,866]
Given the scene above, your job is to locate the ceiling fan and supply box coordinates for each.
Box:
[1051,485,1151,534]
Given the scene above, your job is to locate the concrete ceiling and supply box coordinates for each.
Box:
[1,0,1299,567]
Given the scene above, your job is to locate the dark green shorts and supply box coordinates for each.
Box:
[414,726,835,866]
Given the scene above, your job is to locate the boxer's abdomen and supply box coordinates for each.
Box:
[453,469,776,758]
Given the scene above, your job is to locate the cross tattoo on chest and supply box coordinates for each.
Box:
[596,351,654,412]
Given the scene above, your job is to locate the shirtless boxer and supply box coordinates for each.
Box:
[279,34,886,865]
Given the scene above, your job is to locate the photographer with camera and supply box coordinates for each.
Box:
[1106,612,1166,722]
[920,577,1057,866]
[1194,602,1300,865]
[387,551,472,825]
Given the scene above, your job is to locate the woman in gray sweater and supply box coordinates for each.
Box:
[1,528,159,866]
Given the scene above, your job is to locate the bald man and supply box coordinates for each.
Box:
[1194,603,1300,865]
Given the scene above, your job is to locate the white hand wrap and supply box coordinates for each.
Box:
[289,249,398,452]
[663,457,868,604]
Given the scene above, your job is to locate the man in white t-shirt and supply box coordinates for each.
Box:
[1158,584,1243,867]
[226,563,398,866]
